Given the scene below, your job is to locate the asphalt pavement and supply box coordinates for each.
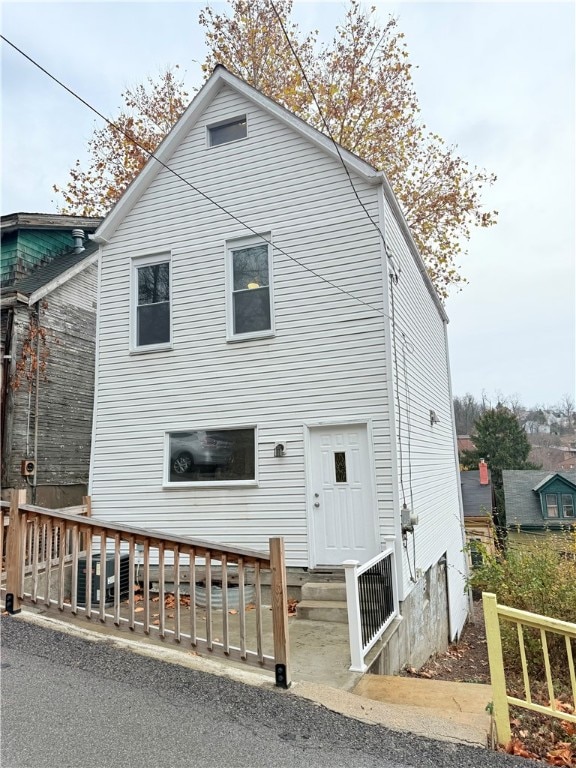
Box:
[0,616,525,768]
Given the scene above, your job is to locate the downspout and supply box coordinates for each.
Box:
[31,301,41,504]
[443,320,473,625]
[377,182,406,602]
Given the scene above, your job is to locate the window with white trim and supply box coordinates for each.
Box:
[227,236,273,340]
[166,428,255,484]
[545,493,559,517]
[208,116,247,147]
[132,255,171,350]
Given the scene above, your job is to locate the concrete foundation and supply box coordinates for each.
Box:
[368,558,450,675]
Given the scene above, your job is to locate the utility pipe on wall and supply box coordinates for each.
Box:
[31,301,41,504]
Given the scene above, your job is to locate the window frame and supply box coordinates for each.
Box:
[561,493,575,518]
[130,252,173,353]
[225,234,275,342]
[206,115,248,148]
[544,493,559,518]
[163,425,259,488]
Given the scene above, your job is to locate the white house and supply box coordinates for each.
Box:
[89,66,468,672]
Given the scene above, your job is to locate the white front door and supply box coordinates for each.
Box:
[308,423,379,567]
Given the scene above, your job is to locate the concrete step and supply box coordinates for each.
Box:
[296,599,348,623]
[301,582,347,602]
[353,675,492,746]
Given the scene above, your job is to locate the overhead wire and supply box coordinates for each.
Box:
[266,3,421,582]
[269,0,389,255]
[0,33,390,322]
[3,29,423,548]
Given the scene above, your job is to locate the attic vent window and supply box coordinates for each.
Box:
[208,116,247,147]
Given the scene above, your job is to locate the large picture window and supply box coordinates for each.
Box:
[227,237,273,340]
[167,428,255,484]
[133,255,171,349]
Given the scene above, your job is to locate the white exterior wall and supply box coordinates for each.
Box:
[380,187,468,639]
[51,263,97,311]
[90,84,396,565]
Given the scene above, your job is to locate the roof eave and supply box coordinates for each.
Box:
[26,250,99,305]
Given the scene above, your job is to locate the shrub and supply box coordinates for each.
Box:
[468,531,576,676]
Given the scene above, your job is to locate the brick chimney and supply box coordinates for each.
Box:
[479,459,489,485]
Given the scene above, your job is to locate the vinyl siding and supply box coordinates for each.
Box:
[91,85,395,565]
[381,188,468,639]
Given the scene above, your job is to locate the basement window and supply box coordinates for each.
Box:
[208,116,247,147]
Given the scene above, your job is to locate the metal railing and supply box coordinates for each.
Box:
[2,491,291,687]
[483,592,576,745]
[344,546,399,671]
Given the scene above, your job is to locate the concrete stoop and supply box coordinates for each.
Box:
[296,582,348,623]
[352,675,493,747]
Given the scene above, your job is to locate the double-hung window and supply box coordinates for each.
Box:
[132,254,171,351]
[545,493,559,517]
[562,494,575,517]
[227,236,273,340]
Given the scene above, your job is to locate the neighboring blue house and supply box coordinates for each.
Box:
[502,470,576,548]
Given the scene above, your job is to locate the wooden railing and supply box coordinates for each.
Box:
[344,546,399,672]
[483,592,576,745]
[1,492,291,687]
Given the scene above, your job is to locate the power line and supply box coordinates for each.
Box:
[0,33,389,321]
[269,0,390,255]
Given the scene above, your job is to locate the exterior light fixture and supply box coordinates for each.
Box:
[429,410,440,426]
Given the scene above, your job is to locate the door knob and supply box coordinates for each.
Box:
[314,502,320,508]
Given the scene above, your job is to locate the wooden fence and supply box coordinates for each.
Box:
[483,591,576,745]
[1,491,290,687]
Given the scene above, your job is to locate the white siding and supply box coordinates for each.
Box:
[90,85,395,565]
[51,264,97,311]
[381,187,468,639]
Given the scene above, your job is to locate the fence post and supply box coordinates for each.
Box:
[344,560,366,672]
[5,489,26,614]
[483,592,512,746]
[83,495,92,517]
[270,537,291,688]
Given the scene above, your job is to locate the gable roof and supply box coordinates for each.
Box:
[532,472,576,493]
[3,241,99,306]
[502,470,576,529]
[460,470,493,518]
[93,65,448,323]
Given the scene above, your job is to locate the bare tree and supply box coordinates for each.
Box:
[560,393,575,428]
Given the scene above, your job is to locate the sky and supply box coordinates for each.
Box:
[1,0,575,408]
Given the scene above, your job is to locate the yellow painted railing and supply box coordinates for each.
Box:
[483,592,576,745]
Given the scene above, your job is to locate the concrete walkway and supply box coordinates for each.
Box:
[352,675,493,747]
[9,606,494,749]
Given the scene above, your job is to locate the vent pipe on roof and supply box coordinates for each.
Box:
[71,228,85,254]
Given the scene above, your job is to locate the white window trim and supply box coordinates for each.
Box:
[130,252,173,354]
[163,425,259,488]
[206,114,248,149]
[225,233,275,342]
